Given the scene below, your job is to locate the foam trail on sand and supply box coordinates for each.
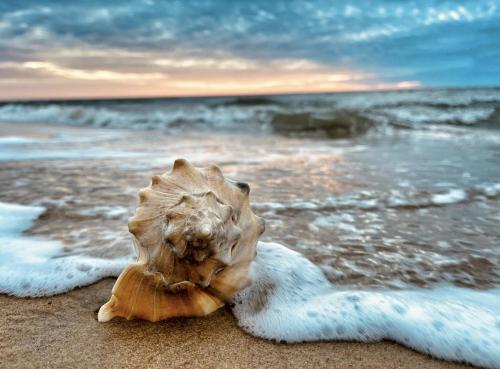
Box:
[0,202,130,297]
[233,242,500,369]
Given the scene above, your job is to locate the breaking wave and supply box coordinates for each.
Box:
[1,87,499,137]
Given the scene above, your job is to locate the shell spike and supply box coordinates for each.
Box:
[151,175,162,186]
[204,190,218,202]
[199,223,212,239]
[172,158,196,173]
[206,164,224,181]
[236,181,250,196]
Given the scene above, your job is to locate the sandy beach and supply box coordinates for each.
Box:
[1,279,471,369]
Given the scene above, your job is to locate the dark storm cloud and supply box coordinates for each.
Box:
[0,0,499,87]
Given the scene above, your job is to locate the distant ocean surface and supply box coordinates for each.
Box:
[1,87,500,135]
[1,87,500,368]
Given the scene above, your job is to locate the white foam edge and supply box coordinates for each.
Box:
[0,202,130,297]
[0,136,40,144]
[0,147,147,162]
[431,189,467,205]
[233,242,500,369]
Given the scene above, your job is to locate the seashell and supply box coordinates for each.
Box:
[98,159,265,322]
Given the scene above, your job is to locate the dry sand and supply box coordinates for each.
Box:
[0,279,472,369]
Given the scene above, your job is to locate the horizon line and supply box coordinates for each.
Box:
[1,84,499,104]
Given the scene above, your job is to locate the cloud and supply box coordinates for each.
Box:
[153,57,257,70]
[0,0,498,99]
[18,61,164,81]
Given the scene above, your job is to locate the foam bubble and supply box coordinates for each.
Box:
[0,202,130,296]
[0,136,39,144]
[477,183,500,198]
[0,145,145,162]
[233,242,500,369]
[431,189,467,205]
[78,205,129,219]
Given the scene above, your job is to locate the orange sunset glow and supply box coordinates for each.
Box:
[0,56,420,100]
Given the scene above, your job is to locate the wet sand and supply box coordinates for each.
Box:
[1,279,471,369]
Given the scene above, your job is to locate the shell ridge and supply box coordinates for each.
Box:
[126,270,146,320]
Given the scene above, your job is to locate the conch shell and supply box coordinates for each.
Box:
[98,159,265,322]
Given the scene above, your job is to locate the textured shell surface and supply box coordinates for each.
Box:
[98,159,265,322]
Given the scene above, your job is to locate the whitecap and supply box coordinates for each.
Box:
[431,189,467,205]
[0,136,40,144]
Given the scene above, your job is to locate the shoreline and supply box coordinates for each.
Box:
[1,279,471,369]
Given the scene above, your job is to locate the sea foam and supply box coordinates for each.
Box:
[0,202,130,296]
[233,242,500,369]
[0,136,39,144]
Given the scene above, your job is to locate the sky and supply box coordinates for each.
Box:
[0,0,499,100]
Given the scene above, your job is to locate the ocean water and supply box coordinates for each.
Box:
[0,87,499,368]
[1,87,500,133]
